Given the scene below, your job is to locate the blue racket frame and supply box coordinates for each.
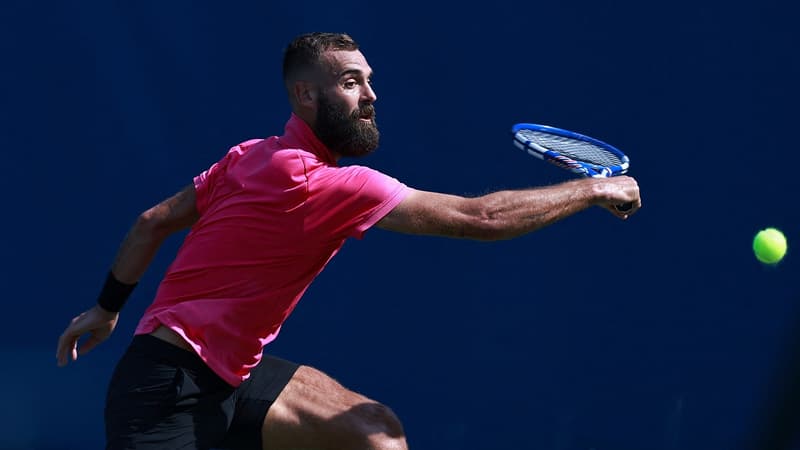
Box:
[511,123,630,178]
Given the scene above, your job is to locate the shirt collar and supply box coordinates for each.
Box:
[280,113,337,165]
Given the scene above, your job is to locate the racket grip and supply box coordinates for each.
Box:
[615,202,633,212]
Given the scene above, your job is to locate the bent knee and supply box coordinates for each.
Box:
[263,365,407,450]
[349,402,407,450]
[354,402,405,436]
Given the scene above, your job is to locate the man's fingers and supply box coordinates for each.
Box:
[57,316,85,366]
[56,334,78,367]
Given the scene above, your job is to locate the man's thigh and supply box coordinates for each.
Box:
[259,365,407,450]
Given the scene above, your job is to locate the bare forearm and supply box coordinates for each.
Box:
[110,219,167,284]
[465,178,600,240]
[472,179,598,240]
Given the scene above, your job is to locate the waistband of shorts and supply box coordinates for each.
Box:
[128,333,207,371]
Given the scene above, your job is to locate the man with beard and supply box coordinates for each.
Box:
[56,32,641,450]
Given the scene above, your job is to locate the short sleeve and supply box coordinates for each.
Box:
[193,159,224,214]
[306,164,410,239]
[193,141,261,214]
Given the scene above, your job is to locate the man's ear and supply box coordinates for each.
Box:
[292,81,317,108]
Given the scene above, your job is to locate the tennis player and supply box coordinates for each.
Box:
[56,32,641,450]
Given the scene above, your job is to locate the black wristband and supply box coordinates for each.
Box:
[96,271,137,313]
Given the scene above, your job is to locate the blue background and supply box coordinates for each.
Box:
[2,0,799,448]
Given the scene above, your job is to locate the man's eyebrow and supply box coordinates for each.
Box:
[338,68,373,78]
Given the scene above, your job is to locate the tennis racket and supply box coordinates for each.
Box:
[511,123,633,212]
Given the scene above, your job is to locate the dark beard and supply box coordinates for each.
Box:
[314,94,380,158]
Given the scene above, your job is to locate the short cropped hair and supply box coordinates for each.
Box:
[282,32,360,84]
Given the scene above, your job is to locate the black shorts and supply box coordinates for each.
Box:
[104,334,299,450]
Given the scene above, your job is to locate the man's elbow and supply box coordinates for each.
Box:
[133,208,171,242]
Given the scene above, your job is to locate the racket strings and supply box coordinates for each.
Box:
[517,130,625,167]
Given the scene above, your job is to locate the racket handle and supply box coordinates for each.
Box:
[615,202,633,212]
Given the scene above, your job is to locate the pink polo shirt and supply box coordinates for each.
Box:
[135,114,410,386]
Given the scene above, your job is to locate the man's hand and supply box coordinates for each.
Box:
[56,305,119,367]
[591,176,642,219]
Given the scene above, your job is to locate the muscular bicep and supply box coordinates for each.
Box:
[376,188,488,239]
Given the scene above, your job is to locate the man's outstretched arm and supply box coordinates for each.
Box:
[56,184,199,367]
[377,176,641,240]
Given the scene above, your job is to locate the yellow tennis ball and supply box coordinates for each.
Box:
[753,228,787,264]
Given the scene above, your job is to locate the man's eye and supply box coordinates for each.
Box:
[344,80,357,89]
